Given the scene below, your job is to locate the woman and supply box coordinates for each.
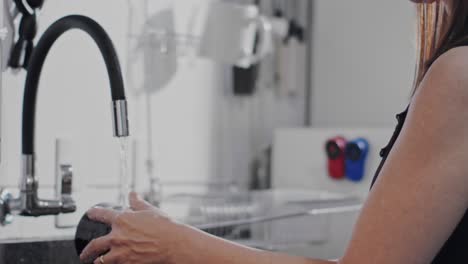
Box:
[80,0,468,263]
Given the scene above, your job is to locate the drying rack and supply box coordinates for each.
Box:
[162,189,363,251]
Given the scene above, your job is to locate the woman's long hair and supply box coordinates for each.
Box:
[414,1,468,92]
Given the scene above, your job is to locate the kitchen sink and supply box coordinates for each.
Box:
[0,239,79,264]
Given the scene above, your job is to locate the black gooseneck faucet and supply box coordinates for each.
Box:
[0,15,130,223]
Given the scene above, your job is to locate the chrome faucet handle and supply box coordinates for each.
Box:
[0,189,13,225]
[60,197,77,213]
[59,164,76,213]
[60,164,73,195]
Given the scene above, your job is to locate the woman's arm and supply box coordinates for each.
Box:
[340,46,468,263]
[81,46,468,264]
[182,224,334,264]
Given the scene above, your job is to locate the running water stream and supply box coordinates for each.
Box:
[118,137,130,208]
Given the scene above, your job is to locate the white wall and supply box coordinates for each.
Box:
[309,0,416,127]
[272,127,394,259]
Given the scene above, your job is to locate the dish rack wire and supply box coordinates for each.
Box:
[162,189,363,251]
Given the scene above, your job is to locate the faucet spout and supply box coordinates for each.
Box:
[12,15,129,218]
[23,15,129,156]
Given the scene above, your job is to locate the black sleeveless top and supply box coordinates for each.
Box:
[371,107,468,263]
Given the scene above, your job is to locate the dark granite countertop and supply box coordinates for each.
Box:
[0,240,80,264]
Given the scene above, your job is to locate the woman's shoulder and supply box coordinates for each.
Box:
[416,46,468,105]
[428,46,468,81]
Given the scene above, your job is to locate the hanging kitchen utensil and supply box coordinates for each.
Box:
[127,5,178,96]
[278,0,305,96]
[256,0,284,90]
[199,1,273,68]
[270,0,288,90]
[232,0,262,96]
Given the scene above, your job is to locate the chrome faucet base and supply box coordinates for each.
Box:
[17,191,64,217]
[19,155,76,217]
[0,155,78,224]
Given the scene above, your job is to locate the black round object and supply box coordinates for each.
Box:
[346,143,362,162]
[75,203,120,261]
[326,141,342,160]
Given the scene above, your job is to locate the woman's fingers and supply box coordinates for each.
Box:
[129,192,153,211]
[92,250,121,264]
[80,235,112,263]
[87,207,120,225]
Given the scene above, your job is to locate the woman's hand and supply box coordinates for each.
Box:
[79,193,335,264]
[79,192,186,264]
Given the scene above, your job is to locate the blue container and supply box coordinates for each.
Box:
[345,138,369,182]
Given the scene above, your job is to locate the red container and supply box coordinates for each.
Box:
[325,136,347,179]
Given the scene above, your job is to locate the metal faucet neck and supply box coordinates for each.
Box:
[22,14,129,155]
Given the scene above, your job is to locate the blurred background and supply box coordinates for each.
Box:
[0,0,417,261]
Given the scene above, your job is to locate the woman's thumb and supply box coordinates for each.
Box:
[129,192,153,211]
